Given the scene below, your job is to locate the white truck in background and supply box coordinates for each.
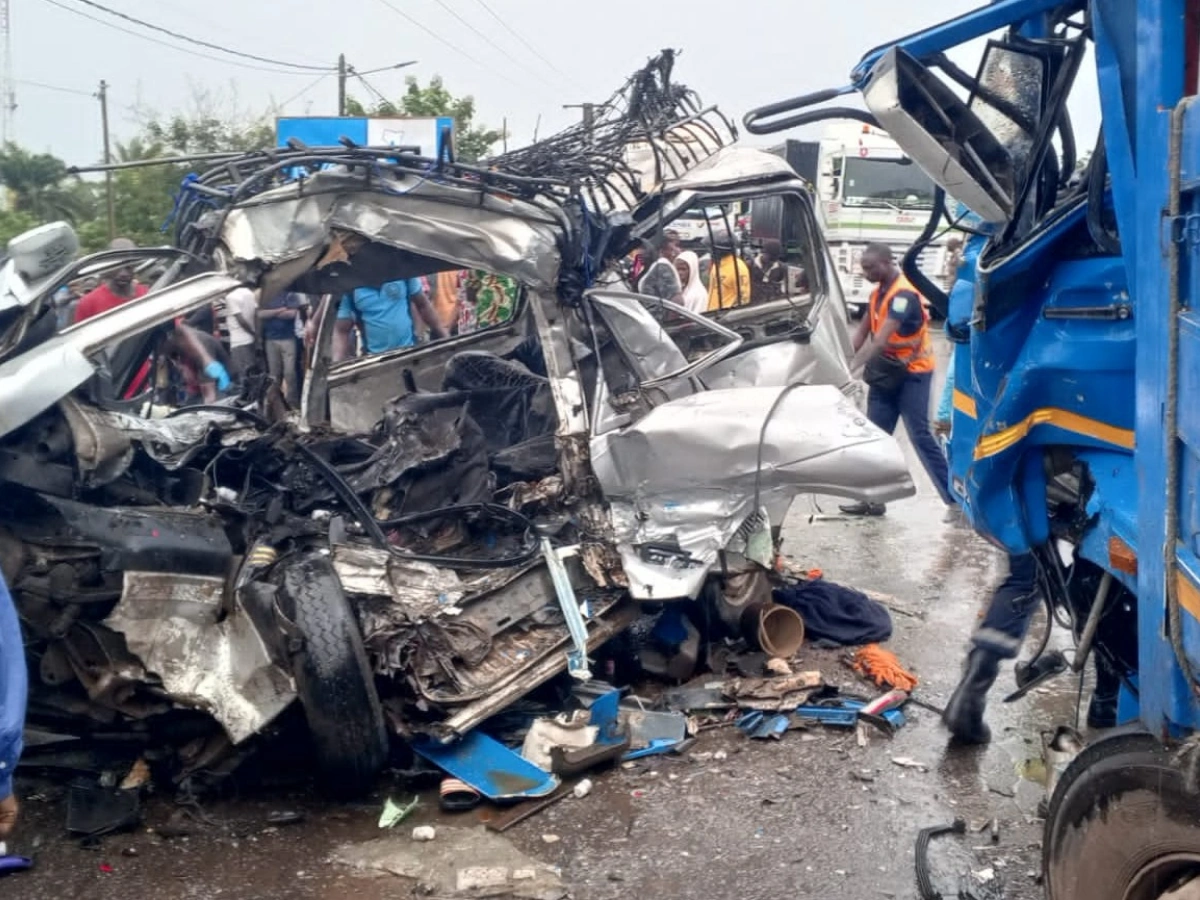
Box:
[759,124,950,318]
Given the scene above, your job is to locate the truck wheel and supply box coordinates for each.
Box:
[1044,730,1200,899]
[276,552,388,799]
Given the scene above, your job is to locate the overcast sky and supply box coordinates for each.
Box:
[16,0,1100,165]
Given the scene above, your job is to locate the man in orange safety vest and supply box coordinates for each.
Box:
[840,243,953,516]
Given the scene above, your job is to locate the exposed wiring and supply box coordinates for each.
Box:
[39,0,325,75]
[48,0,333,71]
[376,503,539,569]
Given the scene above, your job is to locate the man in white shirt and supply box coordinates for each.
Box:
[224,286,258,378]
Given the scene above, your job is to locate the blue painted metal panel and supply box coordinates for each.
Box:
[1133,0,1196,733]
[411,730,559,800]
[850,0,1085,84]
[275,117,368,148]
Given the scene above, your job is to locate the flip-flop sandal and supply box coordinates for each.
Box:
[439,778,481,812]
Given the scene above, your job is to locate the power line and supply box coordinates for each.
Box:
[39,0,327,75]
[370,0,524,90]
[50,0,333,71]
[470,0,575,85]
[350,69,391,108]
[145,0,331,68]
[14,77,93,97]
[277,73,331,110]
[425,0,550,84]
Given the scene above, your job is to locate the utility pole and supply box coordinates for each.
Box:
[98,80,115,241]
[0,0,13,144]
[563,102,597,143]
[337,54,347,116]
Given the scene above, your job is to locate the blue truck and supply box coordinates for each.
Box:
[747,1,1200,897]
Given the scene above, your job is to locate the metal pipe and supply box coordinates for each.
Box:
[1072,571,1112,672]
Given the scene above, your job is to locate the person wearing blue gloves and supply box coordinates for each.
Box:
[0,571,26,839]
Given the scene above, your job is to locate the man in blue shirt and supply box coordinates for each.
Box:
[259,291,302,405]
[333,278,447,360]
[0,572,25,839]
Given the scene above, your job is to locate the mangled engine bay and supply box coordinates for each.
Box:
[0,373,638,768]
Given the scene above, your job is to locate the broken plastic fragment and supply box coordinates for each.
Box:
[378,796,419,829]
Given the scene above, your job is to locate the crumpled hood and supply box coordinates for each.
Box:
[590,384,915,599]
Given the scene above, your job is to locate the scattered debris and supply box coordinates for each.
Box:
[572,779,593,799]
[736,711,792,740]
[378,796,419,830]
[765,658,793,677]
[413,731,559,801]
[66,780,142,838]
[266,810,305,827]
[661,682,733,712]
[483,785,573,834]
[521,712,598,771]
[915,818,967,900]
[540,834,560,844]
[724,672,823,711]
[621,705,688,759]
[891,757,929,772]
[411,826,437,842]
[118,759,151,791]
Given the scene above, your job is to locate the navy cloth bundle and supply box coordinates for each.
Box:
[772,578,893,646]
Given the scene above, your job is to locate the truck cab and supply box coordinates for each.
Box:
[760,125,949,317]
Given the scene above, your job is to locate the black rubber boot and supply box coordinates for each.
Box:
[839,501,887,517]
[1087,656,1121,729]
[942,647,1002,744]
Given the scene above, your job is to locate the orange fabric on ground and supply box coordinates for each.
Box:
[850,644,919,692]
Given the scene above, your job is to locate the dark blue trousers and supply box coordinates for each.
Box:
[866,371,954,506]
[972,553,1041,658]
[971,553,1121,701]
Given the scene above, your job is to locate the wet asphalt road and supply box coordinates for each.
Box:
[7,345,1084,900]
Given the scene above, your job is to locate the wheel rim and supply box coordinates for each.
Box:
[1124,853,1200,900]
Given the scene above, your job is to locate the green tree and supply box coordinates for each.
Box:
[0,208,41,247]
[0,144,94,223]
[102,90,276,248]
[346,75,504,162]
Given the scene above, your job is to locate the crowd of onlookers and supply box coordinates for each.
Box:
[50,237,522,409]
[630,225,804,311]
[50,224,800,409]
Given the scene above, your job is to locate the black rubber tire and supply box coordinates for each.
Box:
[1043,729,1200,899]
[276,552,388,799]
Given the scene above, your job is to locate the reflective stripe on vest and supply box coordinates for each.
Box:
[868,273,934,374]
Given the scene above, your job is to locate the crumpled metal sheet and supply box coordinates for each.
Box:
[58,397,257,487]
[103,571,295,744]
[590,384,915,599]
[700,299,857,395]
[218,174,563,292]
[0,273,243,440]
[331,544,467,612]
